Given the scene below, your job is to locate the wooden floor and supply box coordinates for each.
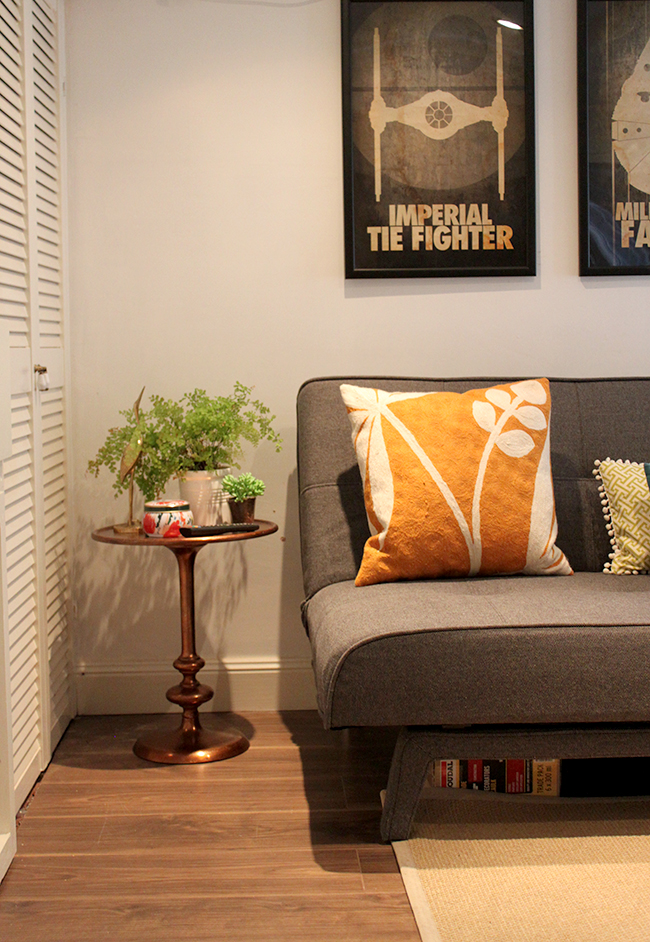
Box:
[0,711,421,941]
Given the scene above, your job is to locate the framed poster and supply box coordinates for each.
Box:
[342,0,536,278]
[579,0,650,275]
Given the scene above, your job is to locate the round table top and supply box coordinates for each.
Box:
[92,520,278,548]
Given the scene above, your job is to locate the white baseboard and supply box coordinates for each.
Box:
[0,831,16,883]
[74,657,318,714]
[14,750,43,812]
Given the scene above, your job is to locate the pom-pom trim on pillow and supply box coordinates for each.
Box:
[593,457,650,574]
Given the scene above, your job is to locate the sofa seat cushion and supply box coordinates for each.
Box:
[303,572,650,728]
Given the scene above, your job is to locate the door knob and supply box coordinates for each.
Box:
[34,364,50,391]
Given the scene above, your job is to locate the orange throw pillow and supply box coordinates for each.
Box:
[340,380,572,586]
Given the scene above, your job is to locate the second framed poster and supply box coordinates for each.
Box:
[579,0,650,275]
[342,0,536,278]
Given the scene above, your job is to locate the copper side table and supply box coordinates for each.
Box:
[92,521,278,763]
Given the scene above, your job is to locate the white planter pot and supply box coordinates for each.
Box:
[178,468,232,527]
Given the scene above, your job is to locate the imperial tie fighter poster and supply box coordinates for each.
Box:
[579,0,650,275]
[342,0,536,277]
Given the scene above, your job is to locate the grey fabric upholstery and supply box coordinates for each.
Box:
[305,574,650,727]
[296,377,650,839]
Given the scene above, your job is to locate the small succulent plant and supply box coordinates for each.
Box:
[222,472,266,502]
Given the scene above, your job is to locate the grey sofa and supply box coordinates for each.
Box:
[297,377,650,841]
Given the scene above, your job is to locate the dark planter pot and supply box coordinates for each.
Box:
[229,497,256,523]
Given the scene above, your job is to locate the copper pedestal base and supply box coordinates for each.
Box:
[133,722,249,764]
[91,523,278,766]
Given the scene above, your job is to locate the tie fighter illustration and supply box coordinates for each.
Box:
[369,25,508,202]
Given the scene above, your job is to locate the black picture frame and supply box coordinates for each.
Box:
[341,0,536,279]
[579,0,650,275]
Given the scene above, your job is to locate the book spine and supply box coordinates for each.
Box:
[531,759,561,796]
[505,758,530,793]
[460,759,483,791]
[433,759,459,787]
[483,759,506,792]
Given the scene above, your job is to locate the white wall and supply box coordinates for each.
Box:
[64,0,650,713]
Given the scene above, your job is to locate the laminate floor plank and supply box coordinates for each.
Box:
[17,809,385,855]
[55,713,397,754]
[1,847,367,900]
[23,775,352,817]
[46,744,395,783]
[1,711,420,942]
[18,811,261,854]
[0,895,418,942]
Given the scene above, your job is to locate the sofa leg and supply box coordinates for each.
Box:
[380,727,432,842]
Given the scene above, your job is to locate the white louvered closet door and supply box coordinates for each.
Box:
[0,0,72,880]
[26,0,72,766]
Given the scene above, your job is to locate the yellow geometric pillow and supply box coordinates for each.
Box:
[340,379,572,586]
[594,458,650,574]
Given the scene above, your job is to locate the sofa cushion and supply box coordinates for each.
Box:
[595,457,650,573]
[340,379,572,585]
[303,572,650,728]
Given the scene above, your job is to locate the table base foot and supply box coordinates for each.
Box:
[133,722,249,764]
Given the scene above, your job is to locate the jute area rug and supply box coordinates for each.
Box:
[391,790,650,942]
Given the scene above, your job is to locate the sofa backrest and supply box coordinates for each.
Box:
[297,376,650,599]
